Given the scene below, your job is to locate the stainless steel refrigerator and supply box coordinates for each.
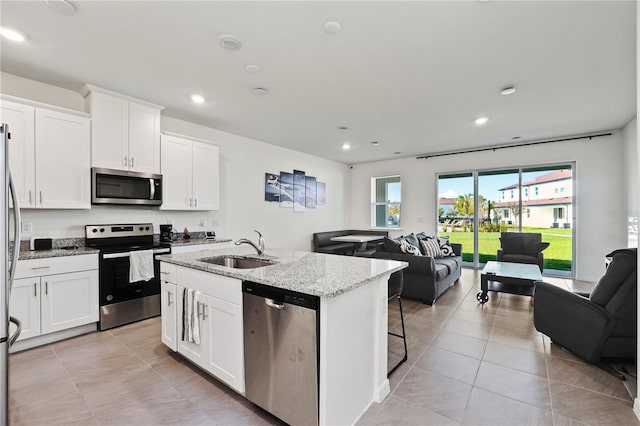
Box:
[1,124,22,426]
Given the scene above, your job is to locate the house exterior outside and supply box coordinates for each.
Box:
[494,169,573,228]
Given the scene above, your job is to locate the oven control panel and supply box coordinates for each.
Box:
[86,223,154,239]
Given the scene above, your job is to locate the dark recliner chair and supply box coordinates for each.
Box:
[533,248,637,364]
[497,232,548,272]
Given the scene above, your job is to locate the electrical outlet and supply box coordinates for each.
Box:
[21,222,31,233]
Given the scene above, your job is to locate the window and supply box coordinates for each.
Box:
[561,187,565,193]
[524,188,528,197]
[555,188,559,193]
[535,186,539,196]
[510,189,514,199]
[372,175,401,228]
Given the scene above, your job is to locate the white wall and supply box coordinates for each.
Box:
[622,117,638,247]
[348,133,627,282]
[3,72,349,251]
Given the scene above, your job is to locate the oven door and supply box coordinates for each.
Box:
[92,167,162,206]
[99,248,169,306]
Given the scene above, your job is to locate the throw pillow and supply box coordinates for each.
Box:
[524,241,550,256]
[400,239,422,256]
[500,237,524,255]
[403,233,421,254]
[420,237,441,258]
[437,237,456,257]
[382,237,403,254]
[414,232,429,255]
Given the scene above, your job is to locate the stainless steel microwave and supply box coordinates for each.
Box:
[92,168,162,206]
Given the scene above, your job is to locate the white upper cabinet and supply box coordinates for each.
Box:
[0,100,35,207]
[161,133,220,211]
[35,109,91,208]
[83,85,163,174]
[0,96,90,209]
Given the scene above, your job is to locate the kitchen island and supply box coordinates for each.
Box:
[158,247,407,426]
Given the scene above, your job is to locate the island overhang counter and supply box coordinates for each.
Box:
[158,247,408,426]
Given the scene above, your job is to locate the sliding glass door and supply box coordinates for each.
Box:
[437,163,574,275]
[437,173,475,263]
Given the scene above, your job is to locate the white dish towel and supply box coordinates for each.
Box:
[129,249,154,283]
[183,288,201,344]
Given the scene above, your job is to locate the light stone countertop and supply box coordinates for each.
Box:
[166,237,232,247]
[157,246,408,298]
[17,246,99,260]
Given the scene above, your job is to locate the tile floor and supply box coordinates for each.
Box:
[8,269,639,425]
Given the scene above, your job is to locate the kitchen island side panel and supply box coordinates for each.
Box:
[319,275,389,426]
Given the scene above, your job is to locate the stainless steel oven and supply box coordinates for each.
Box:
[92,167,162,206]
[86,223,170,330]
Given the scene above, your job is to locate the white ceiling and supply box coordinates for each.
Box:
[0,1,636,164]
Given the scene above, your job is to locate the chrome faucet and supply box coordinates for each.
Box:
[235,230,265,255]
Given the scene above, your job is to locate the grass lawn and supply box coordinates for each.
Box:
[441,227,572,271]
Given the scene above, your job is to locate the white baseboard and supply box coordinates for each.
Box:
[9,323,97,353]
[374,378,391,403]
[633,398,640,421]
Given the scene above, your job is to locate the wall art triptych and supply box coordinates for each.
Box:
[264,170,326,212]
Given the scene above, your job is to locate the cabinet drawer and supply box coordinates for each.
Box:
[15,254,99,279]
[175,266,241,305]
[160,262,177,284]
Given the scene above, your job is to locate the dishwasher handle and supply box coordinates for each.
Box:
[265,298,285,310]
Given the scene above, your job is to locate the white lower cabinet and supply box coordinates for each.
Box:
[201,294,244,391]
[40,271,99,334]
[10,255,99,343]
[160,281,178,351]
[160,263,245,393]
[10,278,41,340]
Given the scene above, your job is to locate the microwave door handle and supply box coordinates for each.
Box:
[150,179,155,200]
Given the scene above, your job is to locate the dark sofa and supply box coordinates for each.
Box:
[312,230,389,255]
[366,237,462,304]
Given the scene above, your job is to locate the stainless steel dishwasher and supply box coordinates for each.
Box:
[243,281,319,426]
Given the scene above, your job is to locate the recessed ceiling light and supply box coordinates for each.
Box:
[253,87,268,96]
[245,64,260,73]
[0,27,26,42]
[190,94,205,104]
[474,116,489,126]
[341,143,351,150]
[500,86,517,95]
[371,141,380,146]
[324,21,341,34]
[219,35,242,50]
[45,0,76,15]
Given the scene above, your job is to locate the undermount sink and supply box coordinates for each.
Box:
[198,255,275,269]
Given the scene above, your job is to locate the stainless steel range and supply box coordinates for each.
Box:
[85,223,170,330]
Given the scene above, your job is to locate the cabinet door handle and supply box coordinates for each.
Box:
[30,265,51,270]
[33,283,37,297]
[196,301,201,319]
[201,303,207,320]
[131,157,135,168]
[45,281,48,295]
[28,190,32,204]
[189,198,193,207]
[194,198,198,208]
[39,190,43,205]
[123,156,128,167]
[167,291,172,306]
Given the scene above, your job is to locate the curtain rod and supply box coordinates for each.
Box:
[415,132,613,160]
